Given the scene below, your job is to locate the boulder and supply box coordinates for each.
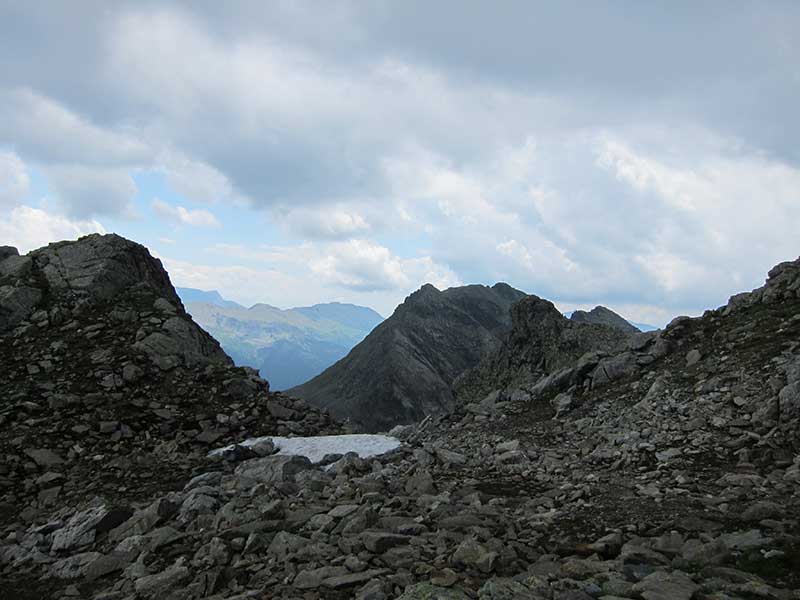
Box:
[234,455,313,486]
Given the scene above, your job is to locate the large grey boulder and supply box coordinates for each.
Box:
[51,505,110,552]
[234,455,313,486]
[134,558,191,598]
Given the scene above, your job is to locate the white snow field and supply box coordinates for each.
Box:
[210,433,401,463]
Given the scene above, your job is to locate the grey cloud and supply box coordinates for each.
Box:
[45,165,138,219]
[1,2,799,318]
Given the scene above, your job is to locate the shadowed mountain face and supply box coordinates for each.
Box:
[176,287,244,309]
[455,295,635,403]
[569,305,641,334]
[180,297,384,390]
[288,282,528,432]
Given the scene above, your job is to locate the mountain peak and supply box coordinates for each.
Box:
[570,305,640,334]
[290,281,526,431]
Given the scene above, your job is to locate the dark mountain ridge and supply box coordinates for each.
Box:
[455,295,636,402]
[289,282,527,431]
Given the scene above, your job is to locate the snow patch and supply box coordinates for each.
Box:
[210,434,401,464]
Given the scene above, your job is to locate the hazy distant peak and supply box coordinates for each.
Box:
[176,287,243,309]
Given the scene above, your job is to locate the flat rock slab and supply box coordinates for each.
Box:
[398,583,469,599]
[234,455,312,485]
[322,569,390,589]
[632,570,698,600]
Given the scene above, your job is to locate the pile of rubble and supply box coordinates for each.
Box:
[1,236,799,599]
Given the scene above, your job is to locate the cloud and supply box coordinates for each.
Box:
[45,164,138,219]
[157,150,243,205]
[280,206,370,239]
[151,198,220,227]
[307,239,460,293]
[0,88,150,166]
[194,239,460,312]
[0,205,105,253]
[1,3,799,318]
[0,150,30,206]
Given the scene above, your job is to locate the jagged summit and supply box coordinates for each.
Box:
[569,304,641,334]
[455,294,634,401]
[289,282,527,431]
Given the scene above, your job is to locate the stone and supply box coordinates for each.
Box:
[24,448,64,467]
[52,505,109,552]
[631,570,698,600]
[266,400,295,420]
[234,455,313,485]
[134,559,190,598]
[686,349,702,367]
[50,552,104,579]
[478,578,542,599]
[328,504,360,519]
[361,531,411,553]
[451,538,497,573]
[398,583,469,599]
[323,569,391,589]
[742,501,784,522]
[435,448,467,466]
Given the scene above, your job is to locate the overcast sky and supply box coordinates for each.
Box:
[1,1,799,324]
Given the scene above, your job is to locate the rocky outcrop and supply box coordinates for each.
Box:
[289,283,527,432]
[454,295,633,402]
[0,234,342,534]
[570,305,641,334]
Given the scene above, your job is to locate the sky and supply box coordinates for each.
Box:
[1,1,799,325]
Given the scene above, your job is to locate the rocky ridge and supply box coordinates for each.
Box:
[0,235,341,539]
[289,282,527,432]
[454,295,636,403]
[1,238,799,600]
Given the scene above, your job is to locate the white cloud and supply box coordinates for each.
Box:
[1,4,799,322]
[310,239,461,292]
[152,197,221,227]
[0,151,30,206]
[187,239,460,313]
[157,150,243,205]
[281,206,370,239]
[0,205,105,253]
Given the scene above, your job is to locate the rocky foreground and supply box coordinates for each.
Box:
[1,235,799,599]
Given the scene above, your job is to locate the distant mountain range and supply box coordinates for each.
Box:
[177,288,383,390]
